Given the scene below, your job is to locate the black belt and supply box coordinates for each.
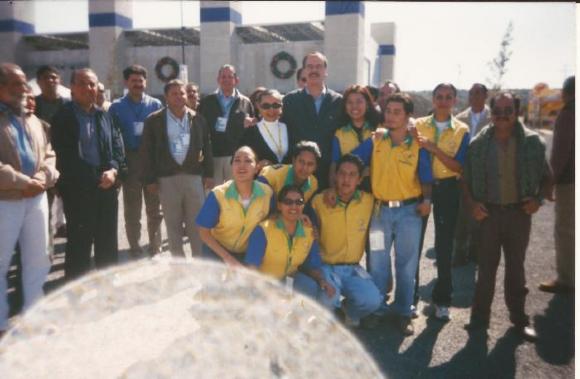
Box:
[433,177,459,186]
[380,197,420,208]
[485,202,523,210]
[332,262,358,266]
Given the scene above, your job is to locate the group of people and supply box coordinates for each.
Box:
[0,50,574,344]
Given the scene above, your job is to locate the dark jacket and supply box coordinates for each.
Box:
[281,87,343,189]
[198,92,254,157]
[51,101,126,191]
[464,121,547,202]
[138,107,213,185]
[239,123,290,165]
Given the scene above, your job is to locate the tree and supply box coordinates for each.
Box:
[487,21,514,91]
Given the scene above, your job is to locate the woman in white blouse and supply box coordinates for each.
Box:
[240,89,289,172]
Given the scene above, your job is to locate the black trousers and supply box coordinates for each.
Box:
[414,178,460,307]
[61,185,119,280]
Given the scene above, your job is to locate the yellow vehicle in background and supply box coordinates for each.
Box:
[527,83,563,129]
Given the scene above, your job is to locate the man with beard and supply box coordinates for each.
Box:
[0,63,59,335]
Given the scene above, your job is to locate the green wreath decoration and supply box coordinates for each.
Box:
[270,51,297,80]
[155,56,179,83]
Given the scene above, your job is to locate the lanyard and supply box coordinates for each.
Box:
[261,121,283,159]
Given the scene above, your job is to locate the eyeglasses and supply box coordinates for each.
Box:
[260,103,282,110]
[492,107,515,117]
[281,198,305,206]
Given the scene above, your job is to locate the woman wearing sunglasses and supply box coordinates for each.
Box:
[240,89,289,173]
[329,85,379,190]
[196,146,273,267]
[245,184,335,303]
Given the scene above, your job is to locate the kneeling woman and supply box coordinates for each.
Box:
[196,146,273,267]
[245,184,335,303]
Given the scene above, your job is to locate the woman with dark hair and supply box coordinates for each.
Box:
[240,89,289,172]
[245,184,335,303]
[196,146,273,267]
[329,85,379,189]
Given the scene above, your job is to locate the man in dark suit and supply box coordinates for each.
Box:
[198,64,253,185]
[282,51,343,190]
[51,68,126,280]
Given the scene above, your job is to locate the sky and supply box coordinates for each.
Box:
[33,1,576,91]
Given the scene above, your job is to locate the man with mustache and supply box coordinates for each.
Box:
[282,51,343,190]
[463,92,549,342]
[109,65,163,257]
[0,63,59,336]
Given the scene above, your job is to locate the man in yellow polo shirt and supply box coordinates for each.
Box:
[258,141,320,203]
[414,83,470,321]
[350,93,433,336]
[311,154,382,328]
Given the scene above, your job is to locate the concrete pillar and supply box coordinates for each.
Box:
[199,1,242,94]
[371,22,396,84]
[0,1,35,65]
[88,0,133,98]
[324,1,365,92]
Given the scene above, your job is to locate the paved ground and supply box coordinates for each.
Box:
[6,129,574,378]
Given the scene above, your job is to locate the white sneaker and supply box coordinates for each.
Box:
[434,305,451,321]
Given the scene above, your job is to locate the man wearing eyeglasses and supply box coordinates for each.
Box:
[463,92,549,342]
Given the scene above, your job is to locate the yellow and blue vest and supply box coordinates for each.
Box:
[258,164,318,202]
[247,218,317,280]
[332,122,374,162]
[311,190,374,264]
[196,180,272,254]
[415,115,470,179]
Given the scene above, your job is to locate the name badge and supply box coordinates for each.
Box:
[369,224,385,252]
[133,121,144,136]
[174,140,184,155]
[215,117,228,132]
[180,132,190,148]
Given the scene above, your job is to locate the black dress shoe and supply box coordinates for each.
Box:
[515,325,538,342]
[464,318,489,331]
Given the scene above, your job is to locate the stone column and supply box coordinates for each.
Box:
[323,1,365,92]
[0,1,35,65]
[371,22,396,84]
[199,1,242,94]
[88,0,133,98]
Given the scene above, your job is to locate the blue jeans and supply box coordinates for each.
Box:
[293,271,335,310]
[368,203,422,317]
[322,264,382,322]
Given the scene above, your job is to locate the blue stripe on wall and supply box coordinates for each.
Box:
[378,45,396,56]
[201,7,242,24]
[325,1,365,16]
[0,19,35,34]
[89,13,133,29]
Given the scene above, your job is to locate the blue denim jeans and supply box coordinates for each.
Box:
[293,271,335,310]
[322,264,382,323]
[368,203,422,317]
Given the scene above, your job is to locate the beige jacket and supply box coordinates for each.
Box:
[0,109,59,200]
[455,105,492,139]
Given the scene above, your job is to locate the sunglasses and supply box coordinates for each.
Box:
[281,198,305,206]
[492,107,515,117]
[260,102,282,110]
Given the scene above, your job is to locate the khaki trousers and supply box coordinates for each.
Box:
[158,174,204,257]
[555,183,574,287]
[212,156,233,186]
[123,150,163,252]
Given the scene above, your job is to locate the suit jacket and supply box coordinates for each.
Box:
[239,121,290,165]
[281,87,343,189]
[138,107,213,185]
[455,105,491,139]
[198,91,254,157]
[51,102,127,191]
